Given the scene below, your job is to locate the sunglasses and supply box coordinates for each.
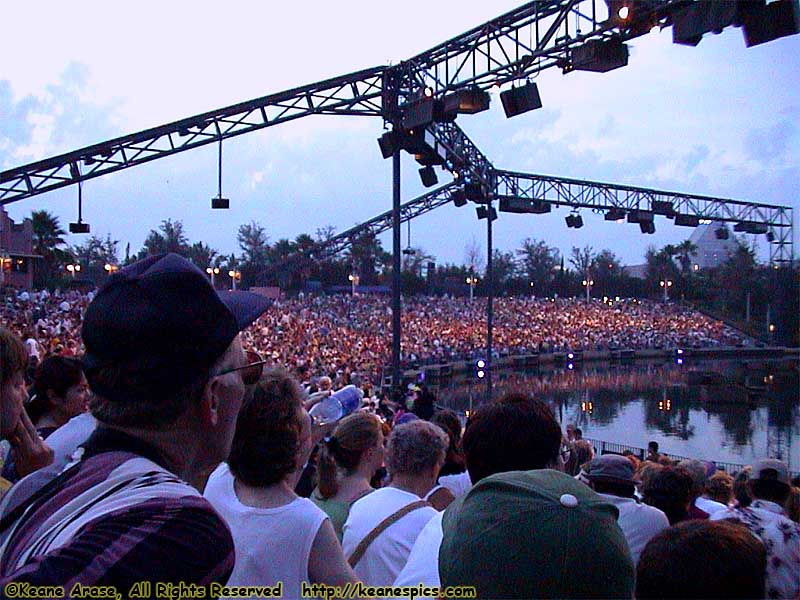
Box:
[214,350,267,385]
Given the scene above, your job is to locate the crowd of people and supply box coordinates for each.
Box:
[0,252,797,599]
[4,287,747,387]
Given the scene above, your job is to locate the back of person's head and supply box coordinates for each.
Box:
[648,441,659,453]
[440,470,634,599]
[228,368,305,487]
[636,520,766,599]
[678,458,708,500]
[706,471,734,506]
[574,427,583,440]
[81,253,270,430]
[386,420,448,478]
[26,356,85,424]
[748,459,792,505]
[316,411,383,499]
[430,409,462,448]
[462,393,562,483]
[642,466,693,525]
[0,327,27,385]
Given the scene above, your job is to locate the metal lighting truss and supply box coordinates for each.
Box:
[0,0,792,263]
[0,0,683,204]
[494,170,794,264]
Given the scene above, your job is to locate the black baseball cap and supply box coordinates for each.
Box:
[82,253,272,403]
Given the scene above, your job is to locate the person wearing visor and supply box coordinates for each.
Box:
[0,253,272,591]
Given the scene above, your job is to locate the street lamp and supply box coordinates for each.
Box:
[205,266,220,286]
[228,270,241,290]
[659,279,673,302]
[66,264,81,278]
[103,263,119,275]
[466,276,478,301]
[348,273,360,296]
[581,278,594,302]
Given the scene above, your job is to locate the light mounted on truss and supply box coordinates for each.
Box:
[69,170,90,234]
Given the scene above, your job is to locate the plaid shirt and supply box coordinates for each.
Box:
[0,429,233,597]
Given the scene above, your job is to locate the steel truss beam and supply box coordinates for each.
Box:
[494,169,794,264]
[0,67,386,205]
[2,0,688,205]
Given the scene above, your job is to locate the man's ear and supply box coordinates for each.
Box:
[199,376,221,427]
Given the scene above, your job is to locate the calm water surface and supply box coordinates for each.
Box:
[435,357,800,473]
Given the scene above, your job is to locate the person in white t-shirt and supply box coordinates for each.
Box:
[393,393,565,590]
[343,420,448,586]
[581,454,669,565]
[204,368,357,598]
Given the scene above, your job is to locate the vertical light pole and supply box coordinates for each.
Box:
[206,266,219,287]
[582,278,594,303]
[659,279,673,302]
[348,273,360,296]
[228,270,241,290]
[466,276,477,301]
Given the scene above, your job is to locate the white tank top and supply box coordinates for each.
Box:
[204,464,327,599]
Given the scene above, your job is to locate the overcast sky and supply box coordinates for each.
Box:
[1,0,798,268]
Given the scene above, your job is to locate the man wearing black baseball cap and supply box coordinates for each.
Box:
[0,253,272,593]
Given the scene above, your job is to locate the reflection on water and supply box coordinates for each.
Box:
[435,357,800,473]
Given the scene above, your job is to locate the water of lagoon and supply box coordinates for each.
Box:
[434,357,800,474]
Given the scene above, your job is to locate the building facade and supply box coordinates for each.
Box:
[0,207,37,289]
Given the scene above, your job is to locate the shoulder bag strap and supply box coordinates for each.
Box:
[348,500,430,568]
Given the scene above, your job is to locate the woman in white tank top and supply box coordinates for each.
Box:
[204,368,358,598]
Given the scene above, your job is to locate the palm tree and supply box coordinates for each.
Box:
[31,210,70,287]
[674,240,698,275]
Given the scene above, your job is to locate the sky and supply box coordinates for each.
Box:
[1,0,798,269]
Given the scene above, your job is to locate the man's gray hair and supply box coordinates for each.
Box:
[386,420,448,476]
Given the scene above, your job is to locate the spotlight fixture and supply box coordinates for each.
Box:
[451,189,468,207]
[402,99,436,130]
[211,197,230,209]
[419,165,438,188]
[378,131,399,159]
[500,82,543,119]
[604,208,626,221]
[570,38,629,73]
[69,222,90,234]
[464,182,486,202]
[639,221,656,234]
[627,210,654,224]
[438,87,491,120]
[652,200,676,217]
[565,214,583,229]
[499,197,551,214]
[476,206,497,221]
[674,214,700,227]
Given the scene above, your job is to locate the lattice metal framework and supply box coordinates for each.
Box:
[494,170,794,264]
[0,0,684,205]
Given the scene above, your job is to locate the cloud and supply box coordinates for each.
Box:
[744,119,797,164]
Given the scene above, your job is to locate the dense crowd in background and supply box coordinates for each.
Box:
[0,254,797,599]
[3,288,747,386]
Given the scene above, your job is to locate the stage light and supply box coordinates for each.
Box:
[439,88,491,120]
[652,200,675,217]
[476,206,497,221]
[565,214,583,228]
[639,221,656,234]
[741,0,800,47]
[605,208,626,221]
[211,196,230,209]
[464,182,486,202]
[500,82,543,118]
[402,99,435,130]
[419,166,438,188]
[423,87,434,98]
[627,210,654,224]
[674,214,700,227]
[451,189,468,207]
[673,1,739,46]
[570,38,629,73]
[378,131,399,159]
[499,197,551,214]
[69,222,90,234]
